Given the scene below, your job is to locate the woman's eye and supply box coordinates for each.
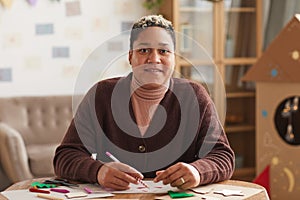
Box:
[138,48,149,54]
[159,49,170,54]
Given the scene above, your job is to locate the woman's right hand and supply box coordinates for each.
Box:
[97,162,144,190]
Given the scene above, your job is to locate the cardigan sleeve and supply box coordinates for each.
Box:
[53,85,104,183]
[189,86,235,185]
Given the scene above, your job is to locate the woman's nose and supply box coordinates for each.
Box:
[147,50,161,63]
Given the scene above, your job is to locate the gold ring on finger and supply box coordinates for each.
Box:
[180,177,185,185]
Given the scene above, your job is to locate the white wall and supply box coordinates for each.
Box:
[0,0,147,97]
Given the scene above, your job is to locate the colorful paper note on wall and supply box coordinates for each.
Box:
[35,24,54,35]
[0,68,12,82]
[61,65,80,78]
[114,0,134,15]
[91,18,104,32]
[24,56,42,70]
[65,1,81,16]
[3,33,22,48]
[27,0,37,6]
[52,47,69,58]
[107,41,123,51]
[121,21,134,32]
[64,27,83,40]
[0,0,13,8]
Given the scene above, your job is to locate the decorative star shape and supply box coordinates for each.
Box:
[214,189,244,196]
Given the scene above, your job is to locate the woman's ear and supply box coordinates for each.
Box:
[128,50,133,65]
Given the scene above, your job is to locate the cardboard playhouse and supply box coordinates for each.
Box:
[243,14,300,199]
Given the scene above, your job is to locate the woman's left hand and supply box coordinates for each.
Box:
[153,162,200,189]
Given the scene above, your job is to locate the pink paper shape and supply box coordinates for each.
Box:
[27,0,38,6]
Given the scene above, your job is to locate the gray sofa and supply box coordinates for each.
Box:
[0,96,73,190]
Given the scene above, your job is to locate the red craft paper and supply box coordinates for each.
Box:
[253,165,270,196]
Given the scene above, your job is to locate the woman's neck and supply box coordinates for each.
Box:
[131,75,169,100]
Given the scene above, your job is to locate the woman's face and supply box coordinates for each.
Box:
[129,27,175,89]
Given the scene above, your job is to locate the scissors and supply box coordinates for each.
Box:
[43,178,79,187]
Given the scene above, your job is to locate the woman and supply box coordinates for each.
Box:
[54,15,234,190]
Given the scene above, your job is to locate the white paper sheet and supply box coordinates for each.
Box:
[1,187,113,200]
[191,183,265,199]
[111,180,178,194]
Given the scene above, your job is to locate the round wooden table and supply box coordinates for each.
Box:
[1,178,269,200]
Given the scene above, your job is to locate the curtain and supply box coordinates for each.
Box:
[264,0,300,49]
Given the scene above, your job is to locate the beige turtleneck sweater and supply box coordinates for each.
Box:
[131,76,168,136]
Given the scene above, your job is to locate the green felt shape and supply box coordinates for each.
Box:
[31,181,57,188]
[168,191,194,198]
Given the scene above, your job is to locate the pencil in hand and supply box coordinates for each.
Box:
[137,178,150,188]
[105,151,149,188]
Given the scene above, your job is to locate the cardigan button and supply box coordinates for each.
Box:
[138,145,146,152]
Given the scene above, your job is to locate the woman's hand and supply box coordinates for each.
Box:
[97,162,144,190]
[153,162,200,189]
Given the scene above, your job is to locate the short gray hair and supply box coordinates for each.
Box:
[129,15,176,50]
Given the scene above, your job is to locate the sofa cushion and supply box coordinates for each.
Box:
[26,144,58,177]
[0,96,72,146]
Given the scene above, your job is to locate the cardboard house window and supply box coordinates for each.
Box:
[274,96,300,145]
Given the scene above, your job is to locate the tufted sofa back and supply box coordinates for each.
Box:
[0,96,73,145]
